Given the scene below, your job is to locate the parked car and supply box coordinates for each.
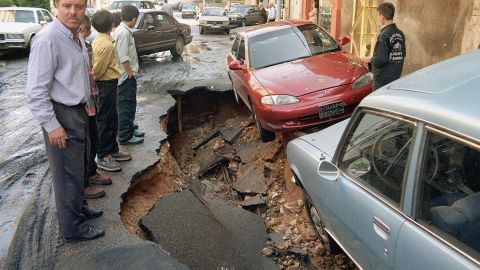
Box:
[227,21,372,141]
[109,0,155,10]
[181,3,196,19]
[227,5,260,28]
[287,50,480,269]
[85,5,97,18]
[0,7,54,53]
[132,10,192,56]
[198,7,230,35]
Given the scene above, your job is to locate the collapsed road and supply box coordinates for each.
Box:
[0,16,355,269]
[121,89,356,270]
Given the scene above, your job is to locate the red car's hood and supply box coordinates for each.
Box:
[251,51,367,96]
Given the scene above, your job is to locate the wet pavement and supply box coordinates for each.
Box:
[0,13,234,269]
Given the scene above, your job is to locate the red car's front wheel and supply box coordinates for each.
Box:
[250,101,275,142]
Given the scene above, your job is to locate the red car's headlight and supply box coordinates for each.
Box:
[261,95,300,105]
[352,72,373,89]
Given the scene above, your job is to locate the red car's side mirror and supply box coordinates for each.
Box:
[228,60,245,70]
[338,35,351,46]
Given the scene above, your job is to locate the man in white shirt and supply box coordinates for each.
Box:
[267,2,276,23]
[162,0,174,15]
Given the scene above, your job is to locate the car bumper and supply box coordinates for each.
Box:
[229,19,242,27]
[0,40,27,50]
[200,24,230,30]
[181,12,195,18]
[255,83,372,132]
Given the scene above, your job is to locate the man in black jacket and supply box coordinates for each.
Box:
[364,2,405,90]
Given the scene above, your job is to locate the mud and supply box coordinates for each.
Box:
[120,89,356,269]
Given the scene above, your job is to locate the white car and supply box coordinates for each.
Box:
[0,7,54,52]
[198,7,230,35]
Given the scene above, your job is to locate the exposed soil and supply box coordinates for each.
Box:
[120,141,184,239]
[120,89,356,269]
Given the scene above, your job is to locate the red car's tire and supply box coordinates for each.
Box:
[250,101,275,142]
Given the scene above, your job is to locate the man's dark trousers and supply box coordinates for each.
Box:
[43,101,89,238]
[117,76,137,142]
[96,80,119,159]
[84,115,99,188]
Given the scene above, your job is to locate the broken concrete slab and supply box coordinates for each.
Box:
[233,140,259,163]
[140,189,276,270]
[269,232,286,248]
[194,138,235,177]
[219,126,245,144]
[192,129,220,151]
[192,117,248,150]
[239,194,266,208]
[232,165,267,195]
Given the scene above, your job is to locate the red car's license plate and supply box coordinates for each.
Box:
[319,101,345,119]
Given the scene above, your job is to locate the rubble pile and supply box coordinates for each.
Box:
[121,89,356,269]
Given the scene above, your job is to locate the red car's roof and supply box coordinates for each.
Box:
[242,20,313,38]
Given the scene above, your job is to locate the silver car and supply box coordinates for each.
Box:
[0,7,54,52]
[287,50,480,269]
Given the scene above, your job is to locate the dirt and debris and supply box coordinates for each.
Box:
[120,88,356,269]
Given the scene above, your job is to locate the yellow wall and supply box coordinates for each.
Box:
[342,0,478,74]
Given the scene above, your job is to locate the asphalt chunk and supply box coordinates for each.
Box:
[239,194,266,208]
[140,189,276,270]
[232,165,268,195]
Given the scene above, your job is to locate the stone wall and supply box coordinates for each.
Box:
[341,0,478,74]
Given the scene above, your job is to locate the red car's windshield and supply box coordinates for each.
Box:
[248,25,339,69]
[297,24,339,55]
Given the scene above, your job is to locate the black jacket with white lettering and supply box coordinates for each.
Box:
[371,23,406,89]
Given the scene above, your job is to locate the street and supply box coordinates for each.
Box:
[0,12,353,270]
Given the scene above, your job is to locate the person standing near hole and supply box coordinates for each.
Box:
[79,15,112,199]
[92,10,133,172]
[308,2,319,25]
[113,5,146,145]
[363,2,406,90]
[26,0,105,242]
[258,2,267,24]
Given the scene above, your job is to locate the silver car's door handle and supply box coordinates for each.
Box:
[373,216,390,239]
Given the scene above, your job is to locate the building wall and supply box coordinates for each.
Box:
[288,0,302,19]
[341,0,478,74]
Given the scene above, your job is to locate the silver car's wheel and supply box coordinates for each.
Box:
[305,196,340,254]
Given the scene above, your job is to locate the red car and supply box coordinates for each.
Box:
[227,20,373,141]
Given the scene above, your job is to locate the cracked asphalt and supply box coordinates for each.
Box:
[0,13,236,269]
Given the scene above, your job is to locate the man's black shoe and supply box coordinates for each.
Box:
[83,209,103,219]
[65,226,105,243]
[133,123,139,129]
